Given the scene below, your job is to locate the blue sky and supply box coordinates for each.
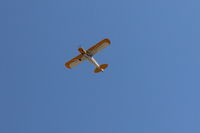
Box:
[1,0,200,133]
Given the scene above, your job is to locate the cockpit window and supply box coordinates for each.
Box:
[86,51,93,57]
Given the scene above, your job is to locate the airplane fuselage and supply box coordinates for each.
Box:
[78,48,103,72]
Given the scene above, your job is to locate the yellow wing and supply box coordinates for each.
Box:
[65,54,86,69]
[87,38,111,56]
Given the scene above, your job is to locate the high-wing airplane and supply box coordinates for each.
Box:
[65,38,111,73]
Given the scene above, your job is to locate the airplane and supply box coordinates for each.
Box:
[65,38,111,73]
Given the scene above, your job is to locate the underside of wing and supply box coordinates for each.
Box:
[65,54,86,69]
[87,38,111,56]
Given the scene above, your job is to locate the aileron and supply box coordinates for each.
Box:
[65,54,85,69]
[87,38,111,56]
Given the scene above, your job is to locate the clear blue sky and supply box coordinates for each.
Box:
[1,0,200,133]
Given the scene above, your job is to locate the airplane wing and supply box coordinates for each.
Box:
[87,38,111,56]
[65,54,87,69]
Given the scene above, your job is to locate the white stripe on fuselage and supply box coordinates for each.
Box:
[83,54,100,68]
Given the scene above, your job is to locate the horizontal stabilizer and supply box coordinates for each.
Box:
[94,64,108,73]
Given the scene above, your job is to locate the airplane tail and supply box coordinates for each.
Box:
[94,64,108,73]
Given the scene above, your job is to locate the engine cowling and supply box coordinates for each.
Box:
[78,48,86,54]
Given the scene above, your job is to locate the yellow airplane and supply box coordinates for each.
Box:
[65,38,111,73]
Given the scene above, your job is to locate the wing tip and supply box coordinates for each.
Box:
[65,62,71,69]
[104,38,111,44]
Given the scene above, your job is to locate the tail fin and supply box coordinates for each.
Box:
[94,64,108,73]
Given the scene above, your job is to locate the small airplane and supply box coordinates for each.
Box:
[65,38,111,73]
